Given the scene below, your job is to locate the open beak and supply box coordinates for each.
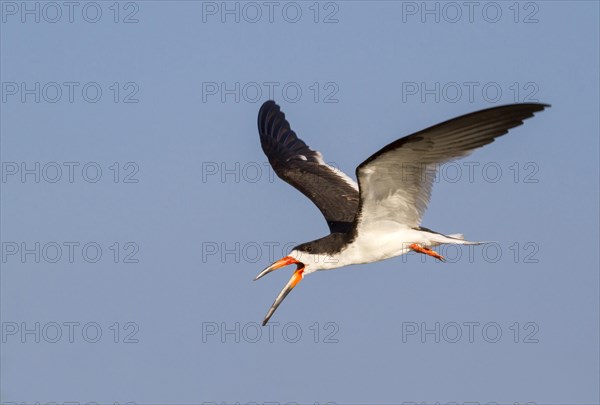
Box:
[253,256,305,326]
[254,256,301,281]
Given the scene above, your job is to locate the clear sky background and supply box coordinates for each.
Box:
[1,1,599,404]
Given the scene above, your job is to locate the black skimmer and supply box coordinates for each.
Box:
[254,100,548,325]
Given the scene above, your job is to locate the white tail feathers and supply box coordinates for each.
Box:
[430,233,489,246]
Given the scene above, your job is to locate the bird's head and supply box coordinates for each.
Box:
[253,238,342,325]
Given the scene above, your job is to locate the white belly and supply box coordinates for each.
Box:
[333,222,430,267]
[297,222,470,275]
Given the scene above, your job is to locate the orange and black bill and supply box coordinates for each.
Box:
[254,256,305,326]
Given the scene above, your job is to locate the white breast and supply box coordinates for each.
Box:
[320,222,431,270]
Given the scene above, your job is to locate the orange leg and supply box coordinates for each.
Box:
[409,243,446,262]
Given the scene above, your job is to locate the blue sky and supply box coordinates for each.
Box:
[1,1,599,403]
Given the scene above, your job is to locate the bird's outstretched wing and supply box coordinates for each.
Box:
[258,100,360,233]
[353,103,549,229]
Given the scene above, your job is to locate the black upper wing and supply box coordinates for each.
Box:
[353,103,549,228]
[258,100,360,233]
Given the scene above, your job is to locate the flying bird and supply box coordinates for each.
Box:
[254,100,548,325]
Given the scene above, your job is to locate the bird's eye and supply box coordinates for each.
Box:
[307,246,312,252]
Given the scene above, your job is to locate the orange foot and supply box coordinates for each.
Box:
[409,243,446,262]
